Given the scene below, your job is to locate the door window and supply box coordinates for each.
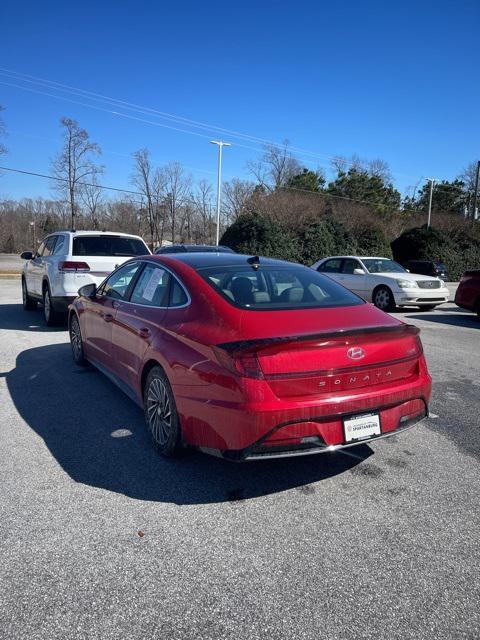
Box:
[130,264,171,307]
[100,262,141,300]
[318,259,342,273]
[341,259,362,274]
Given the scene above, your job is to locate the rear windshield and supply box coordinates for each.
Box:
[73,235,149,257]
[198,265,364,310]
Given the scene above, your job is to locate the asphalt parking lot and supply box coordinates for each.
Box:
[0,277,479,640]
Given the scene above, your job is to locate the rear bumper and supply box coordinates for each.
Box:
[199,399,428,461]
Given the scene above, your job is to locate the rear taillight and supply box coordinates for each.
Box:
[213,347,263,379]
[58,261,90,272]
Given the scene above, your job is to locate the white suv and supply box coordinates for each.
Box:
[20,231,150,325]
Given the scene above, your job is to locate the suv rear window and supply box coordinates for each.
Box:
[73,235,148,257]
[199,265,364,310]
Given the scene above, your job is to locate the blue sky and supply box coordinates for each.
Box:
[0,0,479,201]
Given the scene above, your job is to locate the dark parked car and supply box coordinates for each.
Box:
[404,260,449,280]
[155,243,234,255]
[455,270,480,317]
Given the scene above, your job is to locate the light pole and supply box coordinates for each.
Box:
[210,140,231,245]
[427,178,435,229]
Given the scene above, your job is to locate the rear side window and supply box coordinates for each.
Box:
[199,265,363,310]
[53,235,67,255]
[73,235,148,257]
[169,279,188,306]
[318,259,342,273]
[130,265,170,307]
[42,236,57,257]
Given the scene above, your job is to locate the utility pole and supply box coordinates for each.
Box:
[427,178,435,229]
[472,160,480,221]
[210,140,231,245]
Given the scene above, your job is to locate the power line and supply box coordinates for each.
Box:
[3,69,472,200]
[2,79,470,204]
[0,67,423,180]
[0,164,215,209]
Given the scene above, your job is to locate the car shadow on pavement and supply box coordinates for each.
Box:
[0,304,66,332]
[3,342,373,505]
[407,313,479,328]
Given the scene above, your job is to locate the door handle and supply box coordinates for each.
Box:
[103,313,114,322]
[138,327,151,339]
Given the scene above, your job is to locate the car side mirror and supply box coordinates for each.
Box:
[353,268,365,275]
[78,283,97,298]
[20,251,33,260]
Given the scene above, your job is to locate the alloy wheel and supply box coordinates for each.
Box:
[146,377,173,446]
[44,289,51,322]
[70,317,83,361]
[374,288,391,311]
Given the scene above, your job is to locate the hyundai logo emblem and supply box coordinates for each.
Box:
[347,347,365,360]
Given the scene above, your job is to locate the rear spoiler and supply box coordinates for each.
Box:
[217,324,420,354]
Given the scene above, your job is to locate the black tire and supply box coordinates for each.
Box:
[417,305,437,312]
[373,286,395,312]
[69,314,88,366]
[42,283,60,326]
[143,366,181,457]
[22,278,37,310]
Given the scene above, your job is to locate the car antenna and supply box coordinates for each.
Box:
[248,255,260,270]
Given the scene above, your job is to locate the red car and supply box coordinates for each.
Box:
[68,253,431,461]
[455,270,480,317]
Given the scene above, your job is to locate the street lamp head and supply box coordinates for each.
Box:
[210,140,231,147]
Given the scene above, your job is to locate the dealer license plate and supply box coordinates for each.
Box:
[343,412,381,443]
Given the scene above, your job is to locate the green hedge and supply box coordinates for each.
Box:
[391,225,480,280]
[221,213,392,265]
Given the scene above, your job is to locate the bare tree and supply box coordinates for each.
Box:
[331,154,366,176]
[223,178,255,221]
[459,161,478,192]
[193,180,214,242]
[131,148,157,249]
[79,167,104,229]
[151,167,168,246]
[368,158,392,182]
[162,161,192,243]
[247,140,301,190]
[51,118,102,230]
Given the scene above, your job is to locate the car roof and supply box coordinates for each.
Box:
[151,252,296,269]
[319,256,392,261]
[50,230,145,239]
[156,243,233,253]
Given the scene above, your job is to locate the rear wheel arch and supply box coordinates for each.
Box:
[68,308,79,330]
[141,359,164,398]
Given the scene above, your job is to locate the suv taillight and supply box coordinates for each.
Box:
[58,261,90,272]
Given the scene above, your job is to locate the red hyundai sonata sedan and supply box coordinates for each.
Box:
[68,253,431,461]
